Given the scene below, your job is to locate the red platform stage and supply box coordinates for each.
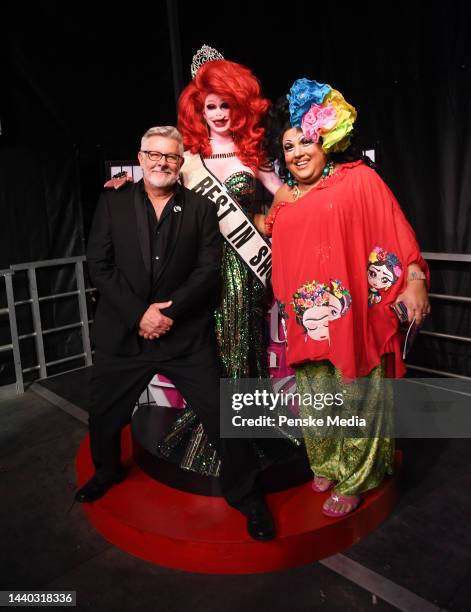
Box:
[76,428,400,574]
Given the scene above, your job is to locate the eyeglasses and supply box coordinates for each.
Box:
[141,150,182,164]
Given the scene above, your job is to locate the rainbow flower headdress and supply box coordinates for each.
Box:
[287,78,357,153]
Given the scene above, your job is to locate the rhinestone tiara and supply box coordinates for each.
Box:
[190,44,224,79]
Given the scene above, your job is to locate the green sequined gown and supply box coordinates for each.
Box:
[157,171,269,476]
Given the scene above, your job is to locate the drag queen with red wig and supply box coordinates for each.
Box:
[157,47,287,475]
[179,46,281,376]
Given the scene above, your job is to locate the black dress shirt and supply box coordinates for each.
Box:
[143,185,180,297]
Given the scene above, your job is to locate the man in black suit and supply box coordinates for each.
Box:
[75,126,276,541]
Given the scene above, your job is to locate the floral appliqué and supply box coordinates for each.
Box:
[367,246,402,306]
[292,279,351,343]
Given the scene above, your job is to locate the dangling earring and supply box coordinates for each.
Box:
[321,160,335,178]
[286,171,296,187]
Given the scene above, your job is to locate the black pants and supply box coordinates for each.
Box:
[88,346,263,513]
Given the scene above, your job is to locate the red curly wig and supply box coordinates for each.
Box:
[178,60,270,172]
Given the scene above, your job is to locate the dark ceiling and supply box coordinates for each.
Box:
[4,1,470,152]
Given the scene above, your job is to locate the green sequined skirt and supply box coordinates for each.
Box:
[295,359,395,496]
[156,244,269,476]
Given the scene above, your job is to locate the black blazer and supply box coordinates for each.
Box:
[87,181,222,359]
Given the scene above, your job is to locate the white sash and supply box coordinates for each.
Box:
[182,152,272,287]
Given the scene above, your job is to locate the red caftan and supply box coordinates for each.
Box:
[267,161,428,379]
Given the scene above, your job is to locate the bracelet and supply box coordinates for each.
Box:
[407,271,426,281]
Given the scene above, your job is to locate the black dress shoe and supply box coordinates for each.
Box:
[245,501,276,542]
[75,472,126,503]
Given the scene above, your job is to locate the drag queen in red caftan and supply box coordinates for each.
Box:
[265,78,430,517]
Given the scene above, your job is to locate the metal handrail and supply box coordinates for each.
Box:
[404,252,471,377]
[22,365,40,374]
[12,289,97,308]
[18,320,93,340]
[0,269,23,391]
[22,353,87,373]
[10,256,86,271]
[428,293,471,303]
[419,330,471,343]
[1,257,93,392]
[39,290,81,302]
[406,364,471,381]
[421,252,471,262]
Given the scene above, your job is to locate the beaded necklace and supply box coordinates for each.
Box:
[292,161,335,201]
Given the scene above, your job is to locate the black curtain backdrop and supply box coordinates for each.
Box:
[1,0,470,381]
